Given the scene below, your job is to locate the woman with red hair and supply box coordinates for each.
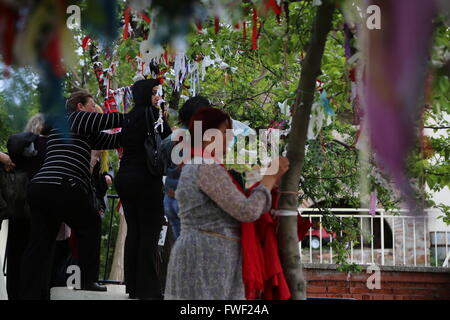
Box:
[164,107,289,300]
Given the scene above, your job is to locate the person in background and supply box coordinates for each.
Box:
[5,113,47,300]
[115,79,171,300]
[160,96,212,240]
[164,107,289,300]
[19,90,126,300]
[63,105,114,287]
[90,105,114,217]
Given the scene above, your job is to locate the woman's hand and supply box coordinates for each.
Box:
[104,174,113,186]
[260,157,289,190]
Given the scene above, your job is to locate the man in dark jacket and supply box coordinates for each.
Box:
[160,96,211,239]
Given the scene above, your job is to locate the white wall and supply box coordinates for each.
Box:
[425,113,450,233]
[428,188,450,232]
[0,220,8,300]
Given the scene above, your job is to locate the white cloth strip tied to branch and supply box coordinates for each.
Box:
[274,209,299,216]
[154,106,165,133]
[174,52,187,92]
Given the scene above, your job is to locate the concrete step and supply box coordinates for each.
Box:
[51,284,129,300]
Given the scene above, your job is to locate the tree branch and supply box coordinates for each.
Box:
[277,1,335,300]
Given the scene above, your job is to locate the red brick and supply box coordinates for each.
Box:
[307,280,328,287]
[382,281,418,288]
[307,293,325,298]
[327,294,343,298]
[406,295,430,300]
[422,282,450,289]
[349,281,368,288]
[369,294,385,300]
[391,288,431,295]
[327,280,351,288]
[307,286,327,294]
[349,274,368,282]
[327,287,350,294]
[304,267,450,301]
[408,274,450,283]
[350,287,385,294]
[307,273,350,282]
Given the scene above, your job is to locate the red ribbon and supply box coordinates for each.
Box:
[138,11,151,23]
[265,0,282,15]
[252,8,258,50]
[195,21,203,32]
[123,7,131,40]
[214,16,220,34]
[164,49,169,65]
[81,35,92,50]
[243,21,247,41]
[0,4,17,66]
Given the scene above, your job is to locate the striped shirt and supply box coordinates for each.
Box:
[32,111,125,192]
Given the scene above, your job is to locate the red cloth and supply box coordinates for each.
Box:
[256,211,291,300]
[123,7,131,40]
[226,174,291,300]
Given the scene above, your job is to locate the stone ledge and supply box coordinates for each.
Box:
[303,263,450,274]
[50,284,129,300]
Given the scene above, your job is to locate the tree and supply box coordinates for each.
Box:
[277,1,335,300]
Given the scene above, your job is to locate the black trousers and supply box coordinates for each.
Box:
[19,182,101,300]
[116,167,164,299]
[6,218,30,300]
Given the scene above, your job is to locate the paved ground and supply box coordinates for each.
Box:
[51,285,130,300]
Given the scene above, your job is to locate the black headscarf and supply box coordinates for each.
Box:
[119,78,171,155]
[131,79,161,108]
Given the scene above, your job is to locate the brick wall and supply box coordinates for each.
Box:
[305,264,450,300]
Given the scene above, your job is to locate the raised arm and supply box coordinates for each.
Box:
[68,111,125,135]
[197,163,271,222]
[90,132,122,150]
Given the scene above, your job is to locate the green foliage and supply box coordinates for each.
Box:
[0,67,41,149]
[437,204,450,226]
[1,1,449,274]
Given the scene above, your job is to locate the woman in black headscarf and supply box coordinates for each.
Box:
[115,79,171,300]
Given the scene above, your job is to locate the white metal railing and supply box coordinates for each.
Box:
[298,208,450,268]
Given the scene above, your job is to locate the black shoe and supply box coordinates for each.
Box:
[75,282,107,292]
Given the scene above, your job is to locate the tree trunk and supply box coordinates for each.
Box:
[277,2,335,300]
[108,213,127,281]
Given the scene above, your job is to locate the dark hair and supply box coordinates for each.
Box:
[188,107,232,148]
[66,90,93,113]
[131,78,161,108]
[178,96,211,126]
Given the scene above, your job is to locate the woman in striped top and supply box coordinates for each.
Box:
[20,91,126,300]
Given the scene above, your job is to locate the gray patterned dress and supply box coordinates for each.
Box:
[164,162,272,300]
